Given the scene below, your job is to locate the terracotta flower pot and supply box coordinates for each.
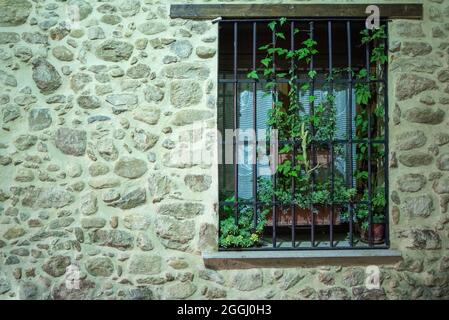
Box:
[265,205,341,227]
[360,223,385,244]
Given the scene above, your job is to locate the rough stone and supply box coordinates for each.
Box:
[397,174,426,192]
[396,131,426,151]
[170,80,202,108]
[400,229,441,250]
[131,129,159,151]
[184,174,212,192]
[68,0,92,20]
[3,227,26,240]
[398,152,433,167]
[138,22,167,35]
[402,194,434,217]
[163,63,210,80]
[81,218,106,229]
[196,46,216,59]
[80,193,98,215]
[29,108,52,131]
[91,230,134,250]
[97,138,119,161]
[85,257,114,277]
[133,108,161,125]
[77,95,101,109]
[95,40,133,62]
[106,94,138,106]
[157,202,204,219]
[128,254,161,275]
[437,153,449,171]
[170,40,193,58]
[89,162,109,177]
[0,32,20,44]
[42,256,71,277]
[108,187,146,210]
[14,134,37,151]
[0,0,32,26]
[401,42,432,56]
[165,281,196,299]
[403,106,445,124]
[54,128,87,156]
[172,110,214,126]
[396,74,437,101]
[126,64,151,79]
[114,157,147,179]
[154,215,195,250]
[52,46,74,61]
[229,270,263,291]
[32,58,62,94]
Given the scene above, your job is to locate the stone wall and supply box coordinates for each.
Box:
[0,0,448,300]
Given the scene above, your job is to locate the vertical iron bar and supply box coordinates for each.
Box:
[383,22,390,247]
[233,22,239,225]
[309,21,316,247]
[252,22,258,231]
[291,21,296,248]
[347,21,354,247]
[366,33,373,247]
[272,24,277,248]
[328,21,334,247]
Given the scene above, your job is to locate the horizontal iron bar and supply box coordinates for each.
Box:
[219,200,372,206]
[220,139,386,145]
[170,4,422,20]
[218,245,390,251]
[218,78,386,84]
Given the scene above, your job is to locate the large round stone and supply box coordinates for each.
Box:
[77,95,101,109]
[138,22,167,35]
[437,153,449,171]
[52,46,74,61]
[170,80,202,108]
[170,40,193,59]
[396,130,426,150]
[401,194,433,217]
[403,106,445,124]
[67,0,93,21]
[398,152,432,167]
[114,157,147,179]
[397,174,426,192]
[128,254,161,275]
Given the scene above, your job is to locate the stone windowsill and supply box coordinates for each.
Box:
[203,249,402,269]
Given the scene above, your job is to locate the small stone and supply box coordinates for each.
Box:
[165,281,196,299]
[401,194,434,217]
[91,230,134,250]
[133,108,160,125]
[87,26,105,40]
[95,40,133,62]
[88,162,109,177]
[97,138,119,161]
[32,58,62,94]
[396,130,426,150]
[0,32,20,44]
[42,255,71,277]
[162,63,210,80]
[396,74,437,101]
[67,0,92,20]
[108,187,146,210]
[398,152,432,167]
[118,0,140,17]
[52,46,74,61]
[77,95,101,109]
[170,80,202,108]
[401,42,432,57]
[229,270,263,291]
[128,254,161,275]
[29,108,52,131]
[437,153,449,171]
[14,134,37,151]
[138,22,167,35]
[397,174,426,192]
[88,177,121,189]
[114,157,147,179]
[434,133,449,146]
[172,110,213,126]
[394,21,425,38]
[80,193,97,215]
[101,14,121,25]
[437,70,449,83]
[170,40,193,59]
[54,128,87,156]
[126,63,151,79]
[131,129,159,151]
[184,174,212,192]
[70,73,92,92]
[157,202,204,219]
[154,216,194,250]
[136,232,153,251]
[15,168,34,182]
[3,104,20,123]
[81,218,106,229]
[85,257,114,277]
[403,106,445,124]
[22,32,48,44]
[3,226,26,240]
[196,46,216,59]
[110,216,118,229]
[106,93,138,106]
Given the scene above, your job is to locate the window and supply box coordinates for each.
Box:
[217,18,389,250]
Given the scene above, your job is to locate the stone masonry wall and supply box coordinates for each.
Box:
[0,0,449,300]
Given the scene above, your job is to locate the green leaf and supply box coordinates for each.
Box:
[268,21,277,31]
[247,70,259,80]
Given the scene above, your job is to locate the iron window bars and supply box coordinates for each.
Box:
[218,18,389,251]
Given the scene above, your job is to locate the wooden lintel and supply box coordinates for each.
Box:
[170,3,423,20]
